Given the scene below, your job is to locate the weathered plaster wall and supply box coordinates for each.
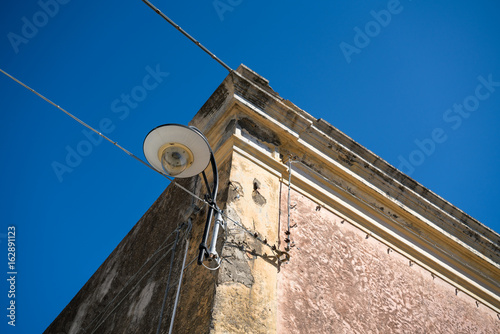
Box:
[45,64,500,334]
[209,148,281,334]
[44,176,216,334]
[277,188,500,334]
[170,153,233,334]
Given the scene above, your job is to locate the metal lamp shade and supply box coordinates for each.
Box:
[143,124,211,178]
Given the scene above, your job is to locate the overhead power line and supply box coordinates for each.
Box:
[140,0,233,73]
[0,68,160,175]
[0,67,274,254]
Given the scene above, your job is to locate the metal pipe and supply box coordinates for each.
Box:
[286,159,292,251]
[197,152,219,265]
[208,211,223,259]
[185,126,220,265]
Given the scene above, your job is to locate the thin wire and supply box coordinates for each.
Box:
[89,222,192,333]
[165,254,197,292]
[159,260,194,303]
[156,229,180,334]
[0,67,277,254]
[140,0,232,73]
[84,224,185,333]
[202,259,221,271]
[183,255,198,271]
[286,158,292,251]
[88,244,175,334]
[84,241,174,332]
[0,68,209,205]
[6,61,494,310]
[222,211,274,251]
[0,68,161,174]
[168,237,190,334]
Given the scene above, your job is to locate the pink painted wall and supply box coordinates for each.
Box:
[277,188,500,334]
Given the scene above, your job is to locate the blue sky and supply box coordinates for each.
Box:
[1,1,499,332]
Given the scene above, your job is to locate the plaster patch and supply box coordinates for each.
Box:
[127,281,157,323]
[219,207,255,287]
[252,178,267,206]
[68,301,89,334]
[97,267,117,301]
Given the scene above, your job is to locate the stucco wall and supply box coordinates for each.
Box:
[209,148,281,334]
[277,187,500,334]
[44,64,499,334]
[43,176,216,334]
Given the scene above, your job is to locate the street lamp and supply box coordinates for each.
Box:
[143,124,222,266]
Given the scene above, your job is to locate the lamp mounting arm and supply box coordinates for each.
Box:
[197,148,219,265]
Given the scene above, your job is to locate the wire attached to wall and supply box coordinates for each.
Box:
[286,157,293,252]
[0,68,210,201]
[0,67,275,257]
[156,228,180,334]
[168,220,191,334]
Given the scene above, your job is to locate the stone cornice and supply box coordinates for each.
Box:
[190,64,500,311]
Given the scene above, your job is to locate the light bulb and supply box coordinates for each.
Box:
[159,143,194,176]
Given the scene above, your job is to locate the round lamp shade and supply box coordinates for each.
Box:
[143,124,211,178]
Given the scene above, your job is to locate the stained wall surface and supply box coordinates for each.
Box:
[44,64,499,334]
[209,148,281,334]
[277,188,500,334]
[43,176,219,334]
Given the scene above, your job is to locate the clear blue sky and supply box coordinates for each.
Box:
[1,1,499,333]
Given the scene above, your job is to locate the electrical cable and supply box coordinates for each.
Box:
[8,54,494,319]
[182,254,199,271]
[0,68,158,175]
[88,243,175,334]
[140,0,232,73]
[201,259,222,271]
[84,224,187,334]
[156,229,180,334]
[5,64,495,318]
[0,67,283,259]
[168,236,190,334]
[286,158,292,251]
[0,68,207,205]
[6,57,489,273]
